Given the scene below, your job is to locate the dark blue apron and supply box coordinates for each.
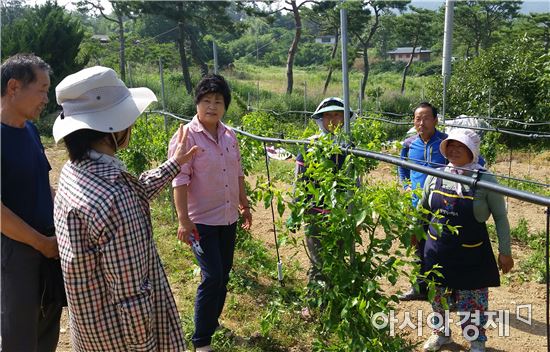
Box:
[424,177,500,289]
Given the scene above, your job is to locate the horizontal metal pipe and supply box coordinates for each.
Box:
[153,110,550,207]
[349,148,550,207]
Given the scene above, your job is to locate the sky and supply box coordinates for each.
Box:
[26,0,112,12]
[410,0,549,14]
[25,0,550,15]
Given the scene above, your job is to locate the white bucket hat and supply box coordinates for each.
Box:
[311,97,353,120]
[52,66,157,142]
[440,128,481,163]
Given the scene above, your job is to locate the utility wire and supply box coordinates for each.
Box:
[245,106,550,139]
[250,107,314,116]
[358,116,550,138]
[396,155,550,189]
[442,122,550,139]
[237,32,285,61]
[152,110,550,191]
[251,104,550,127]
[365,112,550,126]
[229,124,550,206]
[95,26,179,56]
[466,116,550,126]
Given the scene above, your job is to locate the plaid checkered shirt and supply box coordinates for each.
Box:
[54,157,186,351]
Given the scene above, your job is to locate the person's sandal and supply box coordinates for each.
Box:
[398,287,427,301]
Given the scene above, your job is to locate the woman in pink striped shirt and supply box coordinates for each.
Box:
[168,74,252,352]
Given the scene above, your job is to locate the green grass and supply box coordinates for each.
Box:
[149,193,315,351]
[519,232,548,284]
[490,218,549,285]
[510,218,531,243]
[227,61,429,113]
[508,217,549,284]
[250,158,295,186]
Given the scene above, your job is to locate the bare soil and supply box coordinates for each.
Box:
[46,145,548,352]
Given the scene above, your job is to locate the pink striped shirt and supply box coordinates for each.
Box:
[168,115,244,226]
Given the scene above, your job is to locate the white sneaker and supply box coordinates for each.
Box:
[470,340,486,352]
[195,345,213,352]
[423,333,453,351]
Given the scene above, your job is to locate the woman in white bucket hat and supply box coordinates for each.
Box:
[310,96,353,135]
[292,97,354,320]
[419,128,513,352]
[52,66,197,351]
[296,97,351,284]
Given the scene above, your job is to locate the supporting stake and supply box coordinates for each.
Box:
[263,141,284,286]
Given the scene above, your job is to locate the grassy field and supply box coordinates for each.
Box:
[224,62,430,113]
[117,62,431,127]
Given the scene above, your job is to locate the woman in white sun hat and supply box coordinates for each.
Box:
[295,97,353,283]
[52,66,197,351]
[419,128,513,352]
[292,97,355,320]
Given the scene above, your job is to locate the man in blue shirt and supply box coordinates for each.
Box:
[398,102,447,301]
[1,54,63,351]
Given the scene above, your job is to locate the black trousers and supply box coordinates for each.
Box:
[1,236,63,352]
[192,223,237,348]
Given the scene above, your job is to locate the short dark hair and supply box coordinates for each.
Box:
[194,74,231,110]
[1,53,52,97]
[414,102,438,119]
[63,129,110,162]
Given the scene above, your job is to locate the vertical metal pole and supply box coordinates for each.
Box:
[304,81,307,126]
[506,135,512,208]
[159,57,175,220]
[340,5,350,135]
[488,87,492,119]
[144,112,149,141]
[127,62,133,87]
[528,147,532,176]
[442,75,448,130]
[159,57,168,147]
[358,77,363,117]
[257,81,260,109]
[441,0,454,127]
[256,24,259,62]
[159,57,167,113]
[340,1,355,265]
[213,41,219,74]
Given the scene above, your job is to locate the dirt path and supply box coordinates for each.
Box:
[46,145,548,351]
